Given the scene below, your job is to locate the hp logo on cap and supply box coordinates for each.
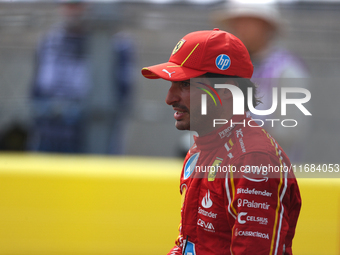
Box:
[216,54,231,70]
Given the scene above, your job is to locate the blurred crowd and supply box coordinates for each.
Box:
[0,0,136,154]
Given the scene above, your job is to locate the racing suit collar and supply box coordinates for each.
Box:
[193,113,248,151]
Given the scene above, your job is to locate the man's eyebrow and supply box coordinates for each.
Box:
[173,80,190,84]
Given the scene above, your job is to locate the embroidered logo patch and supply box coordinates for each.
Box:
[216,54,231,70]
[172,39,186,55]
[184,152,199,179]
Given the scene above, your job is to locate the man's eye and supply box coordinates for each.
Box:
[182,82,190,87]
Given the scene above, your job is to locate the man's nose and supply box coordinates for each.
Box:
[165,83,180,106]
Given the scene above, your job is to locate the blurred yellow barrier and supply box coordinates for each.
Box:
[0,153,182,255]
[0,153,339,255]
[294,178,340,255]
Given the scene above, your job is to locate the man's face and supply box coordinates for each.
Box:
[165,80,191,130]
[61,3,87,31]
[62,3,86,18]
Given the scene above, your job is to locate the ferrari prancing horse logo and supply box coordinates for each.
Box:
[172,39,186,55]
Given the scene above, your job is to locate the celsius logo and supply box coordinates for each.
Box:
[197,82,222,115]
[216,54,231,70]
[237,212,247,224]
[202,190,213,209]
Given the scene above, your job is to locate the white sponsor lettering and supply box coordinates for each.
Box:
[198,207,217,219]
[236,128,243,138]
[237,212,268,225]
[237,212,247,224]
[197,219,215,232]
[218,125,235,139]
[238,138,246,153]
[247,215,268,225]
[237,187,272,197]
[237,199,270,210]
[236,229,270,239]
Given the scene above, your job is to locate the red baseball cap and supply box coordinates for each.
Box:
[141,28,253,81]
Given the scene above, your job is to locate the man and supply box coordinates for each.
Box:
[141,29,301,255]
[29,0,135,153]
[29,0,90,153]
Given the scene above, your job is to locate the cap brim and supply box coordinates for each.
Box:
[141,61,206,82]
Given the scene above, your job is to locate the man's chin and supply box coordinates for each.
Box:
[175,120,190,131]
